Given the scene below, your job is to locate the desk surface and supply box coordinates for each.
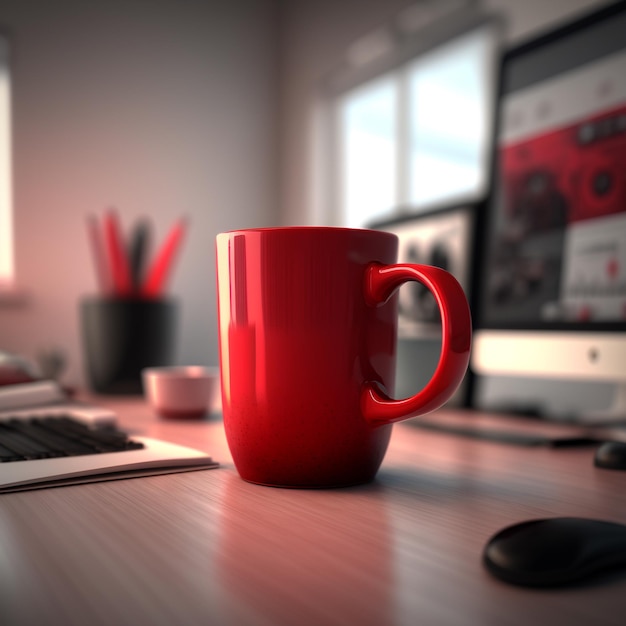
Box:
[2,398,626,626]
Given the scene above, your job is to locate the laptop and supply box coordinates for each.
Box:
[0,380,219,493]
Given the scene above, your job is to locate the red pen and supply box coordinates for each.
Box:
[102,208,133,297]
[85,213,112,295]
[141,217,187,298]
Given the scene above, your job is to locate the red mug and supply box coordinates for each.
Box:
[216,227,471,487]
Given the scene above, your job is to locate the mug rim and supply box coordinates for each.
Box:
[142,365,219,380]
[218,226,397,239]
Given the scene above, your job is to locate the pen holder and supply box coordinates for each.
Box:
[80,297,177,394]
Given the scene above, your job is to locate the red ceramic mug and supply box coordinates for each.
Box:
[216,227,471,488]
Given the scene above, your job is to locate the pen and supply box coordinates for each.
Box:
[141,217,187,298]
[102,208,133,297]
[85,213,112,294]
[128,218,151,292]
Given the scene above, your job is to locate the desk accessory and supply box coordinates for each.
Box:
[141,217,186,298]
[0,379,69,410]
[82,210,186,394]
[594,441,626,470]
[128,218,151,291]
[142,365,220,419]
[414,420,599,446]
[86,213,112,294]
[0,384,218,492]
[0,415,218,494]
[483,517,626,587]
[369,204,476,338]
[81,297,176,394]
[102,209,133,297]
[216,226,471,488]
[86,209,186,299]
[411,411,615,447]
[369,205,480,408]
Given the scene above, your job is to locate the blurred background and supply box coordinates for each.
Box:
[0,0,618,411]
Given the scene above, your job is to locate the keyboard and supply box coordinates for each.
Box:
[0,415,145,462]
[0,408,219,494]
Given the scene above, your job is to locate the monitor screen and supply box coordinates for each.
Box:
[471,1,626,418]
[478,2,626,331]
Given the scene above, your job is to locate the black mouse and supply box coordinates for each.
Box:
[483,517,626,587]
[594,441,626,470]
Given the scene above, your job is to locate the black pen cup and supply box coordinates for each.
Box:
[80,297,177,394]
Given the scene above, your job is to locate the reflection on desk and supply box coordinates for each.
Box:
[1,397,625,626]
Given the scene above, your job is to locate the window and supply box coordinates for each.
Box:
[334,23,498,227]
[339,75,398,228]
[0,32,12,288]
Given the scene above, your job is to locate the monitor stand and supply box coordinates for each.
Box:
[579,382,626,425]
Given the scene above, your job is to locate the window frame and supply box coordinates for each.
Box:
[318,9,502,228]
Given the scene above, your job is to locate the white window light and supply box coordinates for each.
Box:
[338,75,398,228]
[332,20,498,228]
[0,33,13,289]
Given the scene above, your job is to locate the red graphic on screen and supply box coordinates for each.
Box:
[502,104,626,228]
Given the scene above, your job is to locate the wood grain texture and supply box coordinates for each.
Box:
[1,398,625,625]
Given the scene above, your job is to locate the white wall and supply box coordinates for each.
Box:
[0,0,278,386]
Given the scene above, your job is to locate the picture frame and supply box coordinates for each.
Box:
[369,203,479,340]
[370,202,485,409]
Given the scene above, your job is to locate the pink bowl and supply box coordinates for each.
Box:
[142,366,220,419]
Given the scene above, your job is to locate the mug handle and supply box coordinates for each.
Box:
[362,263,472,426]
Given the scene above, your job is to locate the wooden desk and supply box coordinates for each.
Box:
[2,399,625,625]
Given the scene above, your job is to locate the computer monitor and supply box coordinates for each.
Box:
[471,1,626,421]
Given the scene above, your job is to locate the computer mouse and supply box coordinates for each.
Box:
[594,441,626,470]
[483,517,626,587]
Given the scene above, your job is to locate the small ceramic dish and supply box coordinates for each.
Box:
[142,366,220,419]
